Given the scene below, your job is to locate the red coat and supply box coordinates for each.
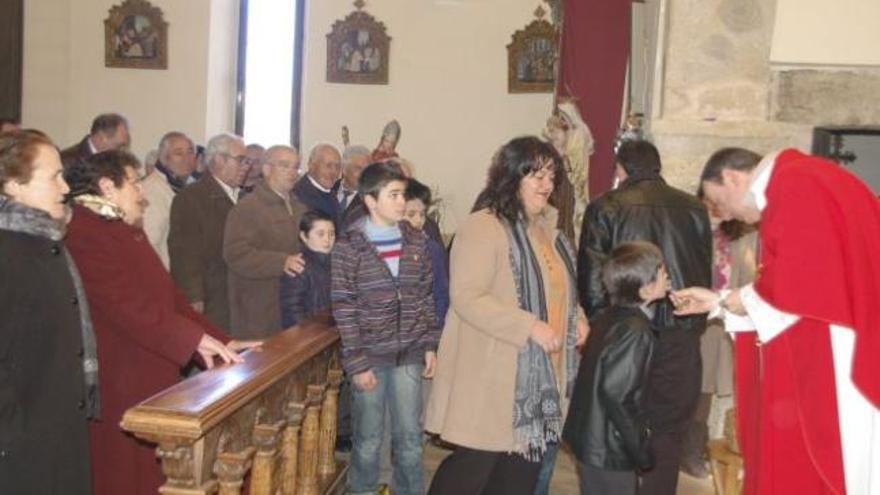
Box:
[66,205,229,495]
[736,150,880,495]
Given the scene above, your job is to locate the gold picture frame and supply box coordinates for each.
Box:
[326,3,391,85]
[104,0,168,70]
[507,17,558,94]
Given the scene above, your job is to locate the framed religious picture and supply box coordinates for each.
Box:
[326,0,391,85]
[104,0,168,70]
[507,8,558,93]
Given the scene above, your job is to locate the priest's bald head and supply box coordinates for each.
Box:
[699,147,764,225]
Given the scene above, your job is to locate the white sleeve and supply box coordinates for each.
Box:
[738,283,799,342]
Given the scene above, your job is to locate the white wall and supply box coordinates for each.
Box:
[300,0,553,231]
[22,0,237,160]
[771,0,880,66]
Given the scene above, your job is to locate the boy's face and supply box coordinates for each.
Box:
[403,199,427,230]
[300,219,336,254]
[364,179,407,227]
[639,265,671,303]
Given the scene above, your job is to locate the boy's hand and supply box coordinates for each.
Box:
[353,370,377,391]
[423,351,437,378]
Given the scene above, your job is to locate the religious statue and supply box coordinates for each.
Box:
[371,120,401,161]
[543,100,594,241]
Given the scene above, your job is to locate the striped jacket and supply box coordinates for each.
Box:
[331,218,439,375]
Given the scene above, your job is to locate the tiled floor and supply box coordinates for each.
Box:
[422,443,715,495]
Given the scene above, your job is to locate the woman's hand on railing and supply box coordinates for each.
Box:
[196,334,244,369]
[227,339,263,355]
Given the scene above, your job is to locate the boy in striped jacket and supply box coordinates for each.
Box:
[331,161,439,495]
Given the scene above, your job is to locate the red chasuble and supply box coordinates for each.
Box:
[736,149,880,494]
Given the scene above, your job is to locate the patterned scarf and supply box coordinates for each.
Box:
[503,215,580,461]
[0,195,100,419]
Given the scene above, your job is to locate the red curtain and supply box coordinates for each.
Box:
[556,0,630,199]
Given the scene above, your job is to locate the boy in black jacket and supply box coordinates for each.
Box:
[563,241,670,494]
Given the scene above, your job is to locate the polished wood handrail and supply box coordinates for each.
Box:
[121,316,347,495]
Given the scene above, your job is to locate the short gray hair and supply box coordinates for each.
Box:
[307,142,341,165]
[342,145,371,166]
[205,133,244,164]
[263,144,299,165]
[157,131,192,160]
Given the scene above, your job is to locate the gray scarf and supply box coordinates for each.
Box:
[0,195,100,419]
[504,216,580,461]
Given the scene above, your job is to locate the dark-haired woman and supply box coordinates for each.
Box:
[279,209,336,327]
[64,150,258,495]
[425,136,588,494]
[0,130,93,494]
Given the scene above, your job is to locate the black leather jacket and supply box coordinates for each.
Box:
[563,306,655,471]
[577,176,712,431]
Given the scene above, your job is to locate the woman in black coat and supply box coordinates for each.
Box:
[0,130,94,494]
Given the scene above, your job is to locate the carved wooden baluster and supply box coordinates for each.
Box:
[214,447,255,495]
[155,440,208,494]
[280,402,306,495]
[296,385,326,495]
[318,369,344,478]
[250,419,286,495]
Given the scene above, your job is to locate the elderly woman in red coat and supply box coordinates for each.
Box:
[64,150,258,495]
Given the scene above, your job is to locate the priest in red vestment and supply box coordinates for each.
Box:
[672,147,880,495]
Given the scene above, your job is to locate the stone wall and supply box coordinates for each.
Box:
[650,0,880,193]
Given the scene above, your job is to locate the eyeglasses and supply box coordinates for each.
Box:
[222,153,250,167]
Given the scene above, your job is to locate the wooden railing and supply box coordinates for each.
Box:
[121,317,347,495]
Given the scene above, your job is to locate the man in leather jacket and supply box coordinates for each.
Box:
[577,140,711,495]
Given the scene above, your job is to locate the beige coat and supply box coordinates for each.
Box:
[425,208,575,452]
[223,180,307,339]
[141,170,174,268]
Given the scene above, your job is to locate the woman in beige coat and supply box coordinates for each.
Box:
[426,137,588,494]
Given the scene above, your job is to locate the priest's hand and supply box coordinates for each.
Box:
[670,287,720,315]
[721,289,747,316]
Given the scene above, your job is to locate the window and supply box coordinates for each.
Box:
[235,0,305,147]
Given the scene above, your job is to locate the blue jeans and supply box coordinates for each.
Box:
[348,364,424,495]
[534,442,559,495]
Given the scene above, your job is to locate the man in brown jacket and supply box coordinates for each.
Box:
[169,133,249,330]
[223,145,307,339]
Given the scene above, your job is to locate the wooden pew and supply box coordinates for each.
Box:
[121,317,347,495]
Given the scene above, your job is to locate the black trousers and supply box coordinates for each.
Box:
[639,430,684,495]
[577,461,637,495]
[428,446,542,495]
